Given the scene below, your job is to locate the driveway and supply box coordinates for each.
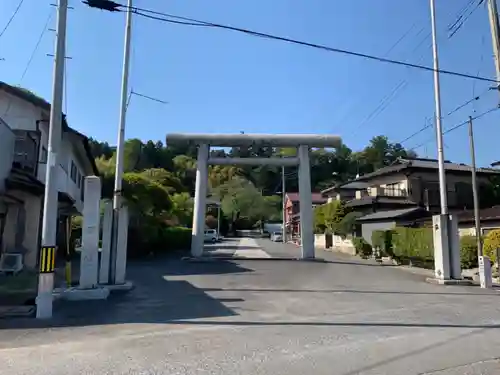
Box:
[1,238,500,374]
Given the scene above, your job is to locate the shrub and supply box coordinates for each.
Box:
[484,229,500,264]
[127,217,192,258]
[353,237,372,258]
[392,227,433,263]
[460,235,479,270]
[337,212,363,237]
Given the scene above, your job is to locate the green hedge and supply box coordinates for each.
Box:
[127,221,192,258]
[392,227,434,262]
[377,228,480,269]
[353,237,372,258]
[460,235,479,270]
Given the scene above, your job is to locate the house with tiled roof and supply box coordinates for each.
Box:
[0,81,98,304]
[320,157,500,244]
[322,157,500,216]
[284,192,327,240]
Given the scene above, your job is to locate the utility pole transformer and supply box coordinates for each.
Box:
[36,0,68,319]
[487,0,500,98]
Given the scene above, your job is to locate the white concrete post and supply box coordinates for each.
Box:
[79,176,101,289]
[99,201,113,284]
[191,143,209,257]
[432,214,451,280]
[115,205,129,284]
[448,214,462,279]
[298,145,315,259]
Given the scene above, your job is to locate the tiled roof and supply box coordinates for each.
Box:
[345,195,416,208]
[457,205,500,223]
[355,157,500,182]
[286,192,327,204]
[321,180,370,195]
[357,207,427,222]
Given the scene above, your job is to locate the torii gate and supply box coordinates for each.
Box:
[165,133,342,259]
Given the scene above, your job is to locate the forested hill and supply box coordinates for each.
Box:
[89,135,416,196]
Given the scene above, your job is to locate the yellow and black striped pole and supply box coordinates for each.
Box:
[39,246,56,274]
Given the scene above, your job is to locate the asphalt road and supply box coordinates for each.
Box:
[1,238,500,374]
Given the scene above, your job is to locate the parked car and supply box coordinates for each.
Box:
[204,229,218,243]
[270,231,283,242]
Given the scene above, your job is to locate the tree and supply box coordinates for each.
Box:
[139,168,184,194]
[170,192,193,227]
[322,201,346,234]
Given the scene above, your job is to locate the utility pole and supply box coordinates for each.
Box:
[282,166,286,243]
[430,0,449,215]
[468,116,482,257]
[36,0,68,319]
[110,0,132,284]
[487,0,500,98]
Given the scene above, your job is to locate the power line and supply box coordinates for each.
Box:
[102,2,500,84]
[351,1,482,136]
[409,107,499,150]
[0,0,25,39]
[448,0,485,39]
[20,11,53,82]
[399,118,433,144]
[400,85,496,145]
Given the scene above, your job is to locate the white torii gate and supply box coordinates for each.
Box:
[165,133,341,260]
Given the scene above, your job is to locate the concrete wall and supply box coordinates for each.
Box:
[331,235,356,255]
[361,221,396,245]
[0,118,14,192]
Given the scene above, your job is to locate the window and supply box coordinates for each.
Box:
[77,171,81,188]
[70,161,77,182]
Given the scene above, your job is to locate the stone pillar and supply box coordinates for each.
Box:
[448,214,461,279]
[298,145,314,259]
[115,205,129,284]
[99,200,113,284]
[191,143,209,257]
[79,176,101,289]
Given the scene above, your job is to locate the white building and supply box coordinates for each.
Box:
[0,81,98,271]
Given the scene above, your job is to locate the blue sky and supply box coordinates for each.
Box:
[1,0,499,166]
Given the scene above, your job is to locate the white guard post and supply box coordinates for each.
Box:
[479,256,493,288]
[165,133,342,260]
[79,176,101,288]
[99,200,113,284]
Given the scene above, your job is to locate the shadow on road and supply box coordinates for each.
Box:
[0,259,254,330]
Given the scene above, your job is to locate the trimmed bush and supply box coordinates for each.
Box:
[484,229,500,264]
[353,237,372,258]
[392,227,433,263]
[127,218,192,258]
[460,235,479,270]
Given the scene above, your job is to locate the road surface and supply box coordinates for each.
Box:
[1,238,500,374]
